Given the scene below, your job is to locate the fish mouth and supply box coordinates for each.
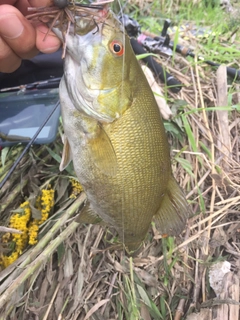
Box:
[51,3,109,31]
[52,6,107,40]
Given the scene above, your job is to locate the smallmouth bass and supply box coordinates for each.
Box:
[53,8,190,252]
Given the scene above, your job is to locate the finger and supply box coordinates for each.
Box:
[0,36,21,72]
[0,1,54,16]
[35,23,61,53]
[0,1,18,5]
[16,0,54,16]
[15,0,35,16]
[0,5,38,60]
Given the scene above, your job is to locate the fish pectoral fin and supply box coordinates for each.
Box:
[59,135,72,171]
[154,176,190,236]
[75,201,103,224]
[90,123,117,176]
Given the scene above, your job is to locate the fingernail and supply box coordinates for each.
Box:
[0,14,24,39]
[41,44,61,53]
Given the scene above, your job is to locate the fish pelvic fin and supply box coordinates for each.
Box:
[154,175,190,236]
[75,200,102,224]
[59,135,72,171]
[89,123,117,176]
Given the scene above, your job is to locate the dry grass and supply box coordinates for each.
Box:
[0,1,240,319]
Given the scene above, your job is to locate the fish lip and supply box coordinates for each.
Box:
[52,12,101,40]
[52,26,93,47]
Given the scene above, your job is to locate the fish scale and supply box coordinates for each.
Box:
[53,8,190,252]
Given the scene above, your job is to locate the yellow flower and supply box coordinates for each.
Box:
[38,188,54,223]
[1,188,55,268]
[28,224,39,245]
[2,233,10,243]
[27,188,55,244]
[70,178,83,198]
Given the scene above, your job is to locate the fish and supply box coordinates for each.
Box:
[53,7,190,252]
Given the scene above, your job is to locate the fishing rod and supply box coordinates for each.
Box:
[171,43,240,80]
[0,78,62,93]
[0,100,60,191]
[138,19,240,81]
[130,38,183,93]
[119,15,183,93]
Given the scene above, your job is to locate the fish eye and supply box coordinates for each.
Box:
[109,40,124,56]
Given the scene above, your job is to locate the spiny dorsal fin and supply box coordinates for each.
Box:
[154,175,190,236]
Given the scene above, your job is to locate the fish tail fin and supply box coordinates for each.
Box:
[154,176,190,236]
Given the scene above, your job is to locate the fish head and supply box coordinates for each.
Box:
[53,9,137,122]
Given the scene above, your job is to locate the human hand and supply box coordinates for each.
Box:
[0,0,61,73]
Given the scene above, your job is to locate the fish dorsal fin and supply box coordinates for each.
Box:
[59,135,72,171]
[90,123,117,176]
[154,176,190,236]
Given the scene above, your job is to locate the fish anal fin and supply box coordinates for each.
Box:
[90,123,117,176]
[154,176,190,236]
[59,135,72,171]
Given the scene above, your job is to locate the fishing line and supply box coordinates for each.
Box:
[117,0,126,252]
[0,101,60,191]
[116,0,128,14]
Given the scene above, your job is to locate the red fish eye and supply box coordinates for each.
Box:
[110,41,124,56]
